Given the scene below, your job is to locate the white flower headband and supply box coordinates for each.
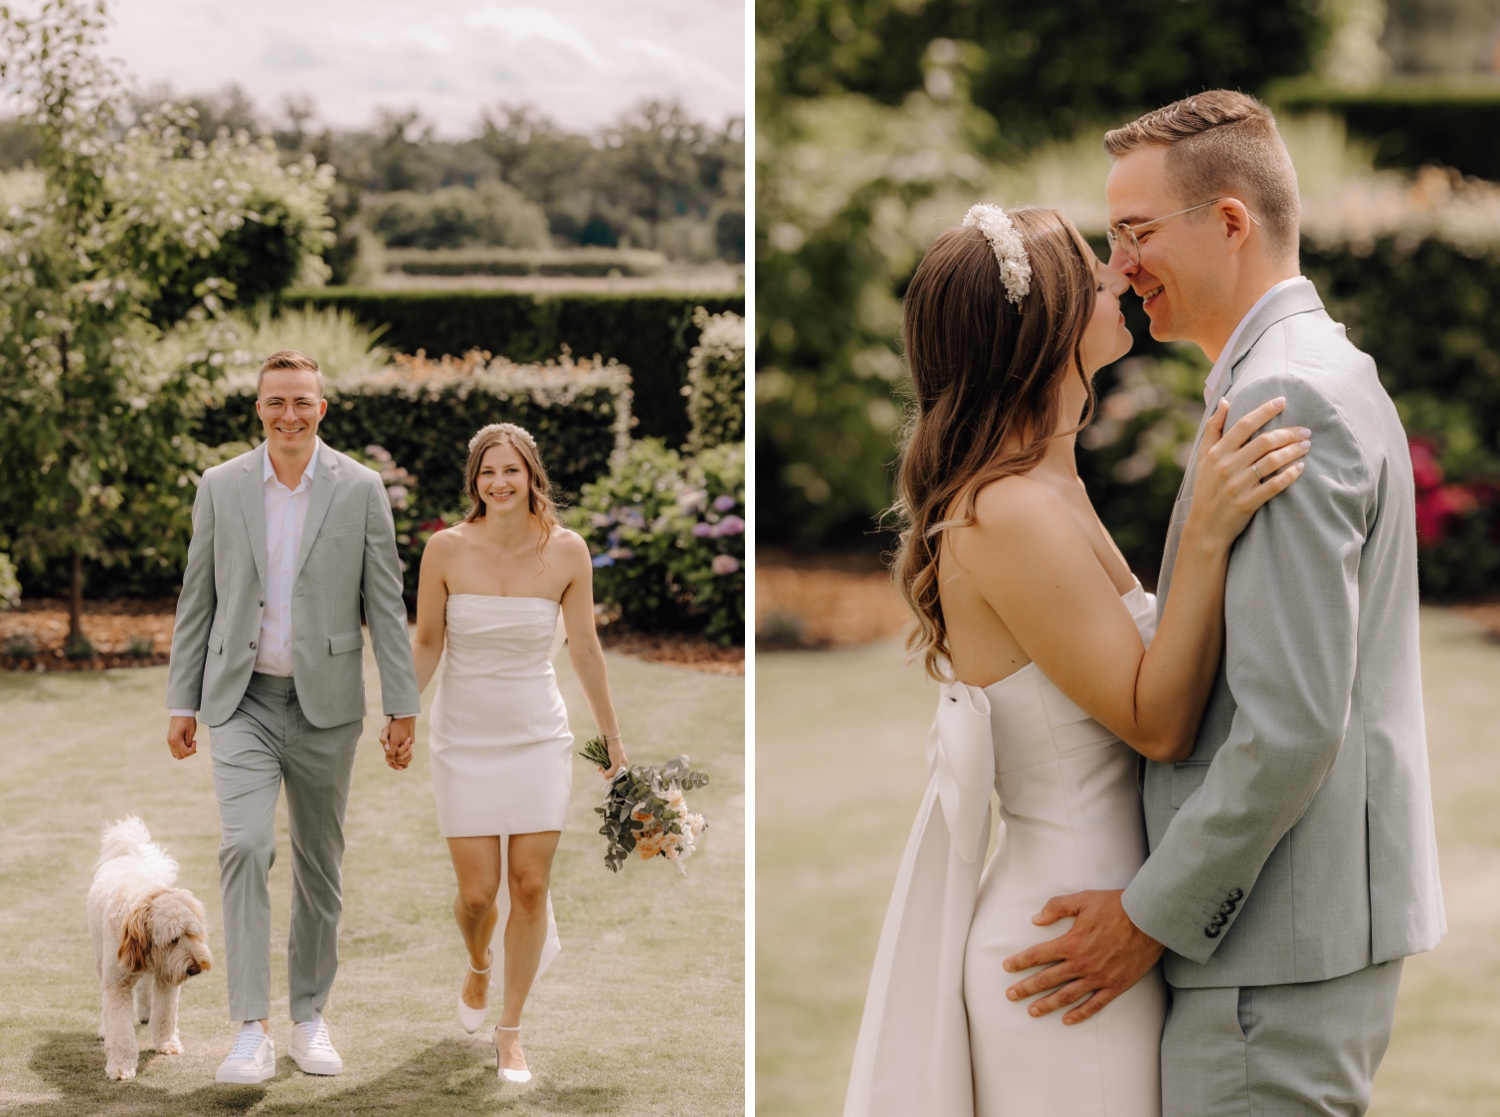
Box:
[468,422,537,453]
[963,203,1031,305]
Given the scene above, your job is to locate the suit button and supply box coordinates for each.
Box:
[249,641,257,650]
[1219,901,1236,916]
[1227,888,1244,901]
[258,600,264,607]
[1204,925,1221,938]
[1210,912,1228,927]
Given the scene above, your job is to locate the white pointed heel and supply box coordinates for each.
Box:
[457,954,492,1035]
[494,1023,531,1083]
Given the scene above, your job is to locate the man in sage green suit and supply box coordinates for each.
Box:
[999,93,1444,1115]
[166,350,421,1083]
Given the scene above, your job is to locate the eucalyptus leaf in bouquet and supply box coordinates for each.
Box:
[580,736,709,874]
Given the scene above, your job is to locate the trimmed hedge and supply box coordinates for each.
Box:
[1271,79,1500,181]
[284,287,746,446]
[196,356,632,516]
[383,246,668,278]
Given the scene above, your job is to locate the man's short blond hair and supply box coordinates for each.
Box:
[1104,90,1300,261]
[257,349,324,398]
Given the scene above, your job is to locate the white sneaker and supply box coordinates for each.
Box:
[216,1025,275,1084]
[289,1014,343,1075]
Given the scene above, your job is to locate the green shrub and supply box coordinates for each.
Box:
[286,287,745,444]
[197,350,632,518]
[383,246,668,277]
[684,307,746,453]
[567,439,745,645]
[1271,78,1500,181]
[366,181,551,250]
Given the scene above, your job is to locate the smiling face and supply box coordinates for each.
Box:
[476,441,531,515]
[1105,144,1232,349]
[1078,249,1134,374]
[255,368,326,456]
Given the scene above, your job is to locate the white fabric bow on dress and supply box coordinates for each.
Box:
[844,681,996,1117]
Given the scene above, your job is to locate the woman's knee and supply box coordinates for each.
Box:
[509,866,550,913]
[455,880,500,919]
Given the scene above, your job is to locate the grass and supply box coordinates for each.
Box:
[755,608,1500,1117]
[0,644,743,1116]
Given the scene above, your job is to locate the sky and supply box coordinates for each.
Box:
[102,0,745,137]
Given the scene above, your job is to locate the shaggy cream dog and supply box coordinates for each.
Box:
[88,816,214,1081]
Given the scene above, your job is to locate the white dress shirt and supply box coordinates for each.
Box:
[1202,276,1311,405]
[254,438,320,676]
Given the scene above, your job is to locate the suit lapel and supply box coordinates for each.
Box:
[293,448,340,584]
[1156,280,1327,609]
[239,444,269,589]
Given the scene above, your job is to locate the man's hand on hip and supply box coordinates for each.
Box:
[382,716,416,771]
[167,716,198,760]
[1000,889,1164,1025]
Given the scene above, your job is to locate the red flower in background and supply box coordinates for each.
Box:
[1410,438,1489,546]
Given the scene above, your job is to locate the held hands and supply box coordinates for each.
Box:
[380,716,416,771]
[1188,397,1310,550]
[167,716,198,760]
[1001,890,1164,1026]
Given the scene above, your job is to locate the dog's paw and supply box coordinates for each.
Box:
[106,1061,137,1081]
[156,1037,183,1056]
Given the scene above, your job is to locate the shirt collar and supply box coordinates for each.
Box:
[1203,276,1311,405]
[263,438,322,493]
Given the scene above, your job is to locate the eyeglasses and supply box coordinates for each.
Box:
[258,399,322,416]
[1105,198,1262,268]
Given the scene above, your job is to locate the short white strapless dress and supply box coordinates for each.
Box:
[845,582,1166,1117]
[429,595,573,837]
[429,594,571,986]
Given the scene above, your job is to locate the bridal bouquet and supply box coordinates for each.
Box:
[579,737,709,875]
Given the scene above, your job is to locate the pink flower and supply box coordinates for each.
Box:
[1416,483,1480,546]
[711,554,740,576]
[1409,438,1443,492]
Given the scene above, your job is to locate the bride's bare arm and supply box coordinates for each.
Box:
[559,531,626,777]
[951,397,1308,762]
[410,529,451,695]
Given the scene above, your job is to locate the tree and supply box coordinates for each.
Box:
[0,0,333,648]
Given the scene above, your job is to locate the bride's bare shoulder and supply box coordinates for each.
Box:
[965,473,1070,534]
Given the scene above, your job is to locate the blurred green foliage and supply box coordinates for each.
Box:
[757,0,1500,597]
[366,180,551,251]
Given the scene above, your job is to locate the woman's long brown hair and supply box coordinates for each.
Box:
[891,207,1099,680]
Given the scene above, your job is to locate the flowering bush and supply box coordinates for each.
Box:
[683,306,745,453]
[1409,436,1500,597]
[0,552,18,610]
[567,439,745,644]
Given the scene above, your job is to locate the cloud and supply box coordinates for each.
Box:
[102,0,743,136]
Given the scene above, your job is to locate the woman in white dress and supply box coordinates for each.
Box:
[844,206,1311,1116]
[404,422,628,1083]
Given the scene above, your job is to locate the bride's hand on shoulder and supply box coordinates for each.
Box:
[1188,396,1311,549]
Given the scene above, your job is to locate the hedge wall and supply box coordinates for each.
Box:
[382,246,668,278]
[1271,80,1500,181]
[285,287,746,447]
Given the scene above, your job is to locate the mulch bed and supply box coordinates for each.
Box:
[756,550,910,649]
[0,599,743,675]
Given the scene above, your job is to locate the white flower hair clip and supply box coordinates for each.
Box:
[963,203,1031,305]
[468,422,538,452]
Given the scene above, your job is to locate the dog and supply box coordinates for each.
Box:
[87,816,213,1081]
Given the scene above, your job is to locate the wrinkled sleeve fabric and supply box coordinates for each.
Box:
[360,472,421,718]
[165,472,219,714]
[1122,370,1372,964]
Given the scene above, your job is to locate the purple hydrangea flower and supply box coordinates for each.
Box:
[713,494,737,512]
[711,554,740,575]
[592,553,615,568]
[591,512,613,528]
[692,522,715,538]
[715,514,745,537]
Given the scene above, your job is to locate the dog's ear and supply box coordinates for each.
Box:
[118,896,156,973]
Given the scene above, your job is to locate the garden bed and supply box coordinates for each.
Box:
[0,599,743,675]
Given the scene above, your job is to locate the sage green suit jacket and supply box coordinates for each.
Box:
[1121,280,1446,989]
[166,441,420,728]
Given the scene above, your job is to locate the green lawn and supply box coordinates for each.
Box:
[756,608,1500,1117]
[0,643,743,1116]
